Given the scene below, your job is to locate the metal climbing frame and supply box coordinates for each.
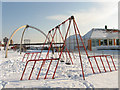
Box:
[20,16,117,80]
[88,55,116,73]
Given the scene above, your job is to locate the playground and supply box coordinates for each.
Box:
[0,16,118,88]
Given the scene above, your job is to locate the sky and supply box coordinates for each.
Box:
[1,0,119,43]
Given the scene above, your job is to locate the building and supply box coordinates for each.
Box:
[66,26,120,51]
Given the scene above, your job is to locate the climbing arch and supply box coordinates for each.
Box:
[5,24,49,58]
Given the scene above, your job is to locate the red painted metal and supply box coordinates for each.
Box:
[105,56,112,72]
[73,19,95,74]
[20,61,29,80]
[100,56,106,72]
[89,55,116,73]
[58,27,73,64]
[52,60,59,79]
[51,19,72,79]
[110,55,116,71]
[28,61,36,80]
[94,57,101,73]
[22,53,26,62]
[49,33,65,61]
[73,21,85,80]
[36,61,45,80]
[71,51,76,59]
[20,58,59,80]
[44,60,52,79]
[36,28,57,80]
[30,53,34,60]
[20,16,117,81]
[28,53,38,80]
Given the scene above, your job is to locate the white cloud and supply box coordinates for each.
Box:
[46,2,118,35]
[46,15,69,21]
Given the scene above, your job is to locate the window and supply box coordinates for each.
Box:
[100,40,103,45]
[104,39,107,45]
[116,39,119,45]
[92,39,95,47]
[96,39,99,46]
[109,39,112,45]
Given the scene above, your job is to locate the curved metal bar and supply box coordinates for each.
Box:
[5,25,50,58]
[5,25,27,58]
[20,25,28,54]
[20,25,50,54]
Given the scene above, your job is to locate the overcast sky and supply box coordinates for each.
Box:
[1,0,119,43]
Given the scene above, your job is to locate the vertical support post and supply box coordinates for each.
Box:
[73,19,95,74]
[73,20,85,80]
[52,19,72,79]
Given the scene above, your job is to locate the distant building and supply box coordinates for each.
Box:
[66,26,120,51]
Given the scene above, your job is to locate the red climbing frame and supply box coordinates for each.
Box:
[20,16,117,80]
[88,55,116,72]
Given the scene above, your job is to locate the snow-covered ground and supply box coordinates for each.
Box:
[0,48,118,89]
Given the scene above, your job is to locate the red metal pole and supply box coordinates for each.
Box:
[35,33,50,80]
[22,53,26,62]
[65,46,74,64]
[28,61,37,80]
[52,19,72,79]
[57,29,68,60]
[28,53,38,80]
[58,27,73,64]
[38,33,50,59]
[44,60,52,79]
[20,61,29,80]
[73,20,85,80]
[36,29,57,79]
[26,53,30,62]
[94,57,101,73]
[50,33,65,61]
[57,28,69,60]
[45,28,57,60]
[52,60,59,79]
[50,33,60,56]
[73,19,95,74]
[110,56,116,71]
[58,19,71,59]
[30,53,34,60]
[100,56,106,72]
[36,61,45,80]
[71,51,76,59]
[105,56,112,72]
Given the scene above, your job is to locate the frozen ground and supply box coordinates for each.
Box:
[0,48,118,89]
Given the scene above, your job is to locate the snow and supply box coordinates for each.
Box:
[90,29,119,39]
[0,48,118,89]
